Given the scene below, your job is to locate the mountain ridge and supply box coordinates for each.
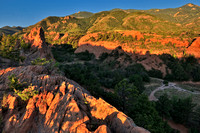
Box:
[0,26,24,35]
[17,3,199,36]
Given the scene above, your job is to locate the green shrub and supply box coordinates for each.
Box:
[0,35,20,60]
[8,74,24,91]
[8,74,37,101]
[14,85,38,101]
[20,39,31,50]
[31,58,52,65]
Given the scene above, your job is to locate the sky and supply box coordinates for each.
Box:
[0,0,200,28]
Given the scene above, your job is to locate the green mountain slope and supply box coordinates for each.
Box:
[143,3,200,24]
[24,16,90,34]
[20,3,200,37]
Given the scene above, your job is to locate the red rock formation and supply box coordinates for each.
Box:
[53,33,60,41]
[0,66,149,133]
[22,27,53,64]
[119,30,144,40]
[24,27,46,49]
[187,37,200,58]
[78,32,190,58]
[61,33,69,40]
[64,16,74,20]
[137,51,168,76]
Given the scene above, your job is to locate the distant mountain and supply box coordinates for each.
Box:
[20,3,200,37]
[140,3,200,25]
[0,26,24,35]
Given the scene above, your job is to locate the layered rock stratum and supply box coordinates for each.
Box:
[0,65,149,133]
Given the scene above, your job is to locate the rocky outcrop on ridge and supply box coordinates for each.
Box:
[22,27,53,65]
[0,66,149,133]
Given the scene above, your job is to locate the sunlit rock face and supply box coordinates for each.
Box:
[22,27,53,65]
[24,27,46,49]
[187,37,200,58]
[0,66,149,133]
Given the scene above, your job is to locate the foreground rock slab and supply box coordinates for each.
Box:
[0,66,149,133]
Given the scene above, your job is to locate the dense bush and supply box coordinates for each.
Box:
[75,50,95,61]
[99,52,109,61]
[20,39,31,50]
[148,69,163,79]
[125,64,150,82]
[156,94,196,125]
[0,35,19,60]
[128,94,176,133]
[160,54,200,81]
[0,35,31,61]
[114,79,139,112]
[51,44,75,62]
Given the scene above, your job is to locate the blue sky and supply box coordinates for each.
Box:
[0,0,200,28]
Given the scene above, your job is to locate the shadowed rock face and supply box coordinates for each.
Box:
[0,66,149,133]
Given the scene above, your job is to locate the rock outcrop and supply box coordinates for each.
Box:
[187,37,200,58]
[22,27,53,65]
[137,51,168,76]
[0,66,149,133]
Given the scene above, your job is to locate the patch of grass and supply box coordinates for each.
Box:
[155,88,200,107]
[143,84,160,96]
[144,78,163,95]
[177,83,200,92]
